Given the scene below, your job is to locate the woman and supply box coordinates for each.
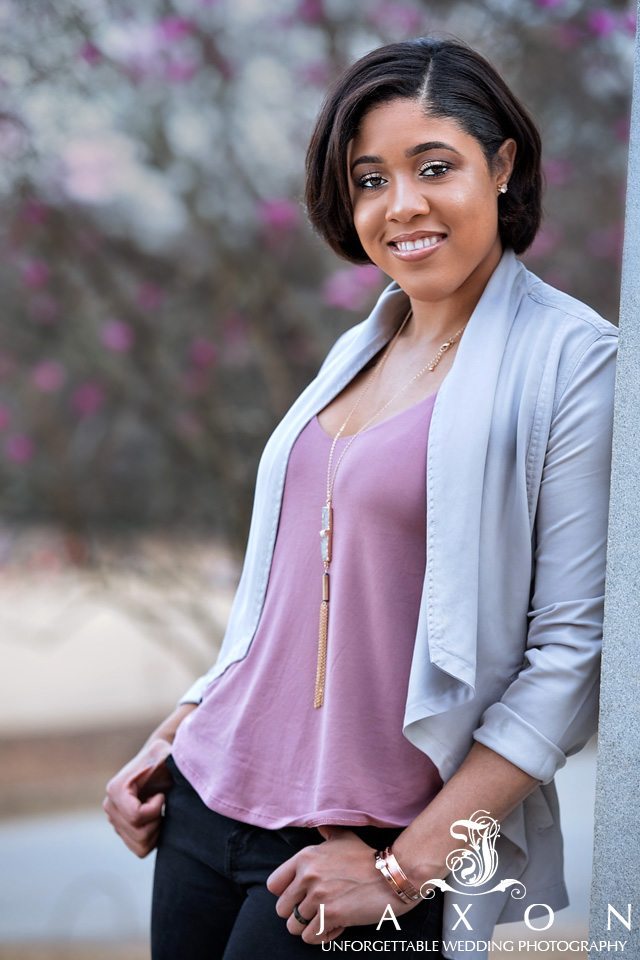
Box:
[103,36,618,960]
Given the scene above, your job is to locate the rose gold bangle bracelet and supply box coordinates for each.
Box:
[374,845,422,903]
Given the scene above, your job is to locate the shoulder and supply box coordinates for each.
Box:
[515,261,618,410]
[518,260,618,344]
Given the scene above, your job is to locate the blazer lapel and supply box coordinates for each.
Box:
[418,248,527,691]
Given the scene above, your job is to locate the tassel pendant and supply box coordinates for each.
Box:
[314,572,330,708]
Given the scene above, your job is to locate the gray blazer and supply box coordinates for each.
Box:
[179,248,618,957]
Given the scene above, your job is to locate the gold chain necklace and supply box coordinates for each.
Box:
[314,309,467,708]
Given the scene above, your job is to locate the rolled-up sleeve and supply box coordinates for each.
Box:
[473,332,618,783]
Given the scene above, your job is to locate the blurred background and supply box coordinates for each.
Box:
[0,0,633,957]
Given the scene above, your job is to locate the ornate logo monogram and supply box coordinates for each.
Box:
[421,810,526,900]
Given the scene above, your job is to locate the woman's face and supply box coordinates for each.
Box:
[346,98,516,306]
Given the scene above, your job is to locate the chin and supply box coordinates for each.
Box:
[391,275,458,303]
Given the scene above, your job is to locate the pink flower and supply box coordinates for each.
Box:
[72,382,105,417]
[136,282,165,311]
[155,16,196,42]
[189,337,218,369]
[257,198,299,232]
[322,265,383,311]
[101,320,135,353]
[21,259,50,289]
[165,56,199,83]
[0,404,10,430]
[535,0,565,7]
[296,0,324,24]
[31,359,66,392]
[5,434,34,464]
[80,41,102,65]
[587,9,618,37]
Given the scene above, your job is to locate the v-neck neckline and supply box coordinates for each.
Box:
[313,388,438,440]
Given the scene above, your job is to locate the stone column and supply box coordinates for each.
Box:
[589,3,640,956]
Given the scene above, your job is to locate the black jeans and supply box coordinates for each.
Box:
[151,753,444,958]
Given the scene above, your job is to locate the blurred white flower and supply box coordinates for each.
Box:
[59,133,187,248]
[61,134,139,203]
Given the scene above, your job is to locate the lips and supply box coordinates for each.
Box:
[388,230,447,246]
[388,233,447,262]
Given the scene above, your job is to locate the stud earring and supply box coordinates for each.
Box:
[497,183,508,195]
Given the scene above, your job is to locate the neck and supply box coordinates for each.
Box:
[398,245,503,346]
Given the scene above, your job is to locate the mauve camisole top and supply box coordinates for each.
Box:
[171,388,443,828]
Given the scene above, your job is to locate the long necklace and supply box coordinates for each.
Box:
[314,309,467,708]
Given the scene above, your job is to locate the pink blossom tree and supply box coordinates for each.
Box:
[0,0,632,554]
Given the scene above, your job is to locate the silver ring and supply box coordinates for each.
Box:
[293,903,311,925]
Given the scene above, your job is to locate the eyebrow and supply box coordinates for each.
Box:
[349,141,462,173]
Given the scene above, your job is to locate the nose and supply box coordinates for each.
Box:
[384,175,431,222]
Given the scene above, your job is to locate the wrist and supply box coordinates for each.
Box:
[386,834,447,896]
[144,703,198,748]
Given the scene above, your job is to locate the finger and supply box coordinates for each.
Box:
[118,786,165,827]
[119,815,163,857]
[120,804,163,842]
[299,904,344,945]
[126,831,159,859]
[107,796,164,849]
[275,883,307,921]
[131,823,162,859]
[316,824,346,841]
[266,853,300,896]
[285,897,316,934]
[131,756,169,793]
[304,924,345,945]
[137,791,166,822]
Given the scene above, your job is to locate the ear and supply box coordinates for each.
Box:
[495,137,517,186]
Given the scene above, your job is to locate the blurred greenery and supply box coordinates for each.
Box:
[0,0,633,553]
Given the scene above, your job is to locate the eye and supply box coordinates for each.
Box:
[356,171,388,191]
[419,160,452,177]
[355,160,452,191]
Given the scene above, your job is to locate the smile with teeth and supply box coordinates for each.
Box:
[392,235,445,251]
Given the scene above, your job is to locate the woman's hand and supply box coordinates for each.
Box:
[103,702,198,858]
[265,825,418,944]
[102,737,175,859]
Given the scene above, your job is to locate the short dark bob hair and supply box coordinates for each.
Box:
[304,36,542,262]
